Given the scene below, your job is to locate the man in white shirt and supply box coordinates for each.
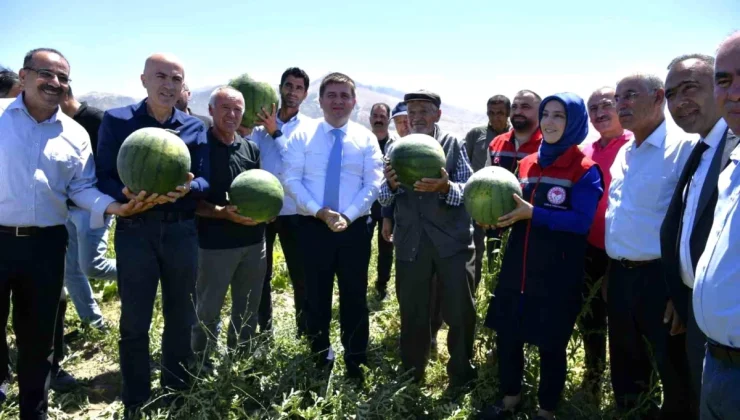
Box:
[252,67,313,337]
[660,53,737,418]
[282,72,384,380]
[604,73,695,418]
[692,31,740,420]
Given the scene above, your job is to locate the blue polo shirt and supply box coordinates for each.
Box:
[96,99,210,213]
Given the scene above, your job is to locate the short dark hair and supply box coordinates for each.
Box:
[371,103,390,116]
[280,67,310,90]
[487,95,511,113]
[666,53,715,71]
[319,72,355,98]
[515,89,542,102]
[0,67,20,97]
[23,47,69,70]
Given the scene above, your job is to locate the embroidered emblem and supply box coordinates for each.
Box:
[547,186,566,205]
[493,157,500,165]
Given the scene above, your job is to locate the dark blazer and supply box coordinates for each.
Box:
[660,126,739,322]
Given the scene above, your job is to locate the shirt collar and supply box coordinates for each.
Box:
[133,98,186,125]
[9,93,60,124]
[702,118,728,149]
[643,120,667,149]
[278,111,302,126]
[322,119,349,135]
[594,130,633,151]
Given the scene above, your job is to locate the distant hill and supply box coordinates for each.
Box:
[79,76,487,137]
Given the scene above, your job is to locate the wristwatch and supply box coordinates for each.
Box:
[270,129,283,138]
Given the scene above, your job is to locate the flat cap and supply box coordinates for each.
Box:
[390,102,407,118]
[403,90,441,108]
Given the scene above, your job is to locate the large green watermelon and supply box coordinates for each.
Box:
[228,169,284,222]
[116,127,191,195]
[228,73,279,128]
[463,166,522,225]
[389,134,446,188]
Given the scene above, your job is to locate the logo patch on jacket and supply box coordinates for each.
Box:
[547,186,566,205]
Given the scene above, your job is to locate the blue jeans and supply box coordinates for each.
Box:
[701,346,740,419]
[115,216,198,408]
[64,206,116,325]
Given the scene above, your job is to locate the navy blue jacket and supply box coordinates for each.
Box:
[96,100,210,213]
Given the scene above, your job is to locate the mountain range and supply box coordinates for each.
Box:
[78,77,488,138]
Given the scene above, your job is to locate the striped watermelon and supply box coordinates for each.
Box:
[389,134,446,188]
[463,166,522,225]
[228,73,279,128]
[228,169,284,223]
[116,127,191,195]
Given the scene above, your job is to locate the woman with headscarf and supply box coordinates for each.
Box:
[478,93,604,420]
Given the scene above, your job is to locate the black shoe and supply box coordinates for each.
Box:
[477,400,518,420]
[50,368,78,393]
[345,362,365,382]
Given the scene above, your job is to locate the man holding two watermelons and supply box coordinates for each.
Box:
[96,53,210,418]
[379,90,478,390]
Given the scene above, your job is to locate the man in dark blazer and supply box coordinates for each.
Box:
[660,53,740,418]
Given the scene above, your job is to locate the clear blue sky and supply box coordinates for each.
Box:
[1,0,737,111]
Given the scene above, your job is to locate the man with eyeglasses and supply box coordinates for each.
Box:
[0,47,152,419]
[176,83,212,128]
[463,95,512,289]
[604,73,695,418]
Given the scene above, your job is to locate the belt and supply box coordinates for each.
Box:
[708,340,740,366]
[616,258,659,269]
[0,225,46,237]
[120,211,195,223]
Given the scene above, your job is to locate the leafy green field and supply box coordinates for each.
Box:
[0,230,658,419]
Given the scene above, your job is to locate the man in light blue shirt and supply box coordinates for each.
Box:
[282,72,383,380]
[0,48,150,419]
[252,67,313,337]
[604,73,695,418]
[693,31,740,420]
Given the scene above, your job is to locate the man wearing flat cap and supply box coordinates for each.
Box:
[378,90,477,389]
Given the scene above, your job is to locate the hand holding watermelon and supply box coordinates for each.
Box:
[221,205,260,226]
[413,168,450,193]
[256,103,278,136]
[383,161,400,191]
[496,194,533,228]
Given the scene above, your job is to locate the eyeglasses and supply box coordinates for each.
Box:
[23,67,71,85]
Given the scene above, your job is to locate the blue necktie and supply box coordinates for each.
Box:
[324,128,344,211]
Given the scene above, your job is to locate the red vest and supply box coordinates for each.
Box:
[488,129,543,173]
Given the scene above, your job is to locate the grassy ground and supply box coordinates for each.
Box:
[0,230,651,419]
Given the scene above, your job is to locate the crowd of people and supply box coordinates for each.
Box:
[0,29,738,420]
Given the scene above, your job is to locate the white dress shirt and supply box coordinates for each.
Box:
[693,143,740,348]
[679,118,728,287]
[605,120,695,261]
[0,97,114,229]
[282,119,384,222]
[250,113,313,216]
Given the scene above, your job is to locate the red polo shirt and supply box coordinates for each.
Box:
[581,130,632,249]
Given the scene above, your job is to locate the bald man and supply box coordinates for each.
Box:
[96,53,210,417]
[691,31,740,420]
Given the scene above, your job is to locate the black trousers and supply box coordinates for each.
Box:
[396,232,476,383]
[299,216,371,368]
[53,292,67,371]
[607,259,692,418]
[497,332,567,411]
[367,216,394,292]
[579,244,609,382]
[259,215,307,334]
[685,291,705,419]
[0,226,67,420]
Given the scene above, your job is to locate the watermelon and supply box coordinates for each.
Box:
[463,166,522,225]
[228,169,284,222]
[116,127,191,195]
[389,134,446,188]
[228,73,279,128]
